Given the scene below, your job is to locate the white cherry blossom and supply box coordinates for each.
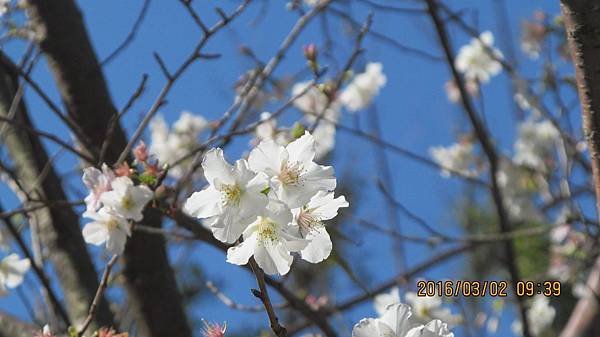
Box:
[340,62,387,112]
[292,81,341,118]
[100,176,153,222]
[374,287,400,316]
[173,111,209,135]
[226,200,307,275]
[353,304,453,337]
[512,295,555,336]
[496,160,542,221]
[405,292,461,326]
[184,148,269,243]
[514,119,560,171]
[528,295,556,336]
[292,191,348,263]
[150,112,208,178]
[82,207,131,255]
[254,112,290,146]
[248,131,336,208]
[0,254,30,295]
[312,122,337,160]
[455,31,503,83]
[0,0,8,15]
[429,141,477,178]
[82,163,115,213]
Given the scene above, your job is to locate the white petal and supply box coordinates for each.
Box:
[132,185,153,204]
[352,318,383,337]
[300,226,332,263]
[111,176,134,192]
[238,191,268,223]
[255,242,292,275]
[374,287,401,317]
[99,189,121,209]
[248,140,287,176]
[302,163,336,191]
[286,131,316,165]
[82,222,109,245]
[380,303,414,336]
[82,167,102,189]
[406,320,454,337]
[184,187,221,219]
[203,148,235,186]
[308,191,348,220]
[1,255,30,288]
[265,200,293,227]
[211,210,249,244]
[226,235,257,266]
[106,229,128,255]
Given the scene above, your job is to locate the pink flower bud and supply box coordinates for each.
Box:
[114,162,132,177]
[303,43,317,62]
[201,321,226,337]
[98,327,128,337]
[134,141,149,163]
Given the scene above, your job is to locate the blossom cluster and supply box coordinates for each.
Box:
[511,295,555,336]
[150,111,209,178]
[455,31,503,84]
[353,303,454,337]
[81,163,154,255]
[0,253,30,296]
[374,288,461,327]
[184,131,348,275]
[255,62,386,161]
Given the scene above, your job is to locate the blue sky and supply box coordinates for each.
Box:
[0,0,566,336]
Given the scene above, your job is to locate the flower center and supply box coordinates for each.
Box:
[106,219,119,232]
[221,184,242,206]
[256,216,278,243]
[297,209,321,236]
[121,195,134,210]
[279,161,303,185]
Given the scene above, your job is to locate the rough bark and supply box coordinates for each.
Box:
[560,1,600,336]
[0,53,113,329]
[0,312,37,337]
[22,1,192,335]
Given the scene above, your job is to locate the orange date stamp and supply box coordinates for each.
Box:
[416,280,562,297]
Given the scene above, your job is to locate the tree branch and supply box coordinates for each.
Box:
[424,1,530,336]
[0,51,112,329]
[559,1,600,336]
[22,0,192,335]
[0,311,37,337]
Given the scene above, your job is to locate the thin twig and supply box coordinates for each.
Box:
[249,258,288,337]
[77,255,119,337]
[425,1,531,336]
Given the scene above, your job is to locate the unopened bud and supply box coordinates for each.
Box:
[304,44,319,74]
[133,141,149,163]
[114,162,132,177]
[303,43,317,62]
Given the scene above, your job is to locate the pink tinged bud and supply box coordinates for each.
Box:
[98,327,128,337]
[303,43,317,61]
[201,321,226,337]
[115,162,132,177]
[134,141,149,162]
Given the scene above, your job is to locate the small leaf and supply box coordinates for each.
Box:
[260,186,271,195]
[139,172,157,186]
[291,122,306,139]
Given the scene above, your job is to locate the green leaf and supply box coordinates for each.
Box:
[139,172,157,186]
[260,186,270,195]
[291,122,306,139]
